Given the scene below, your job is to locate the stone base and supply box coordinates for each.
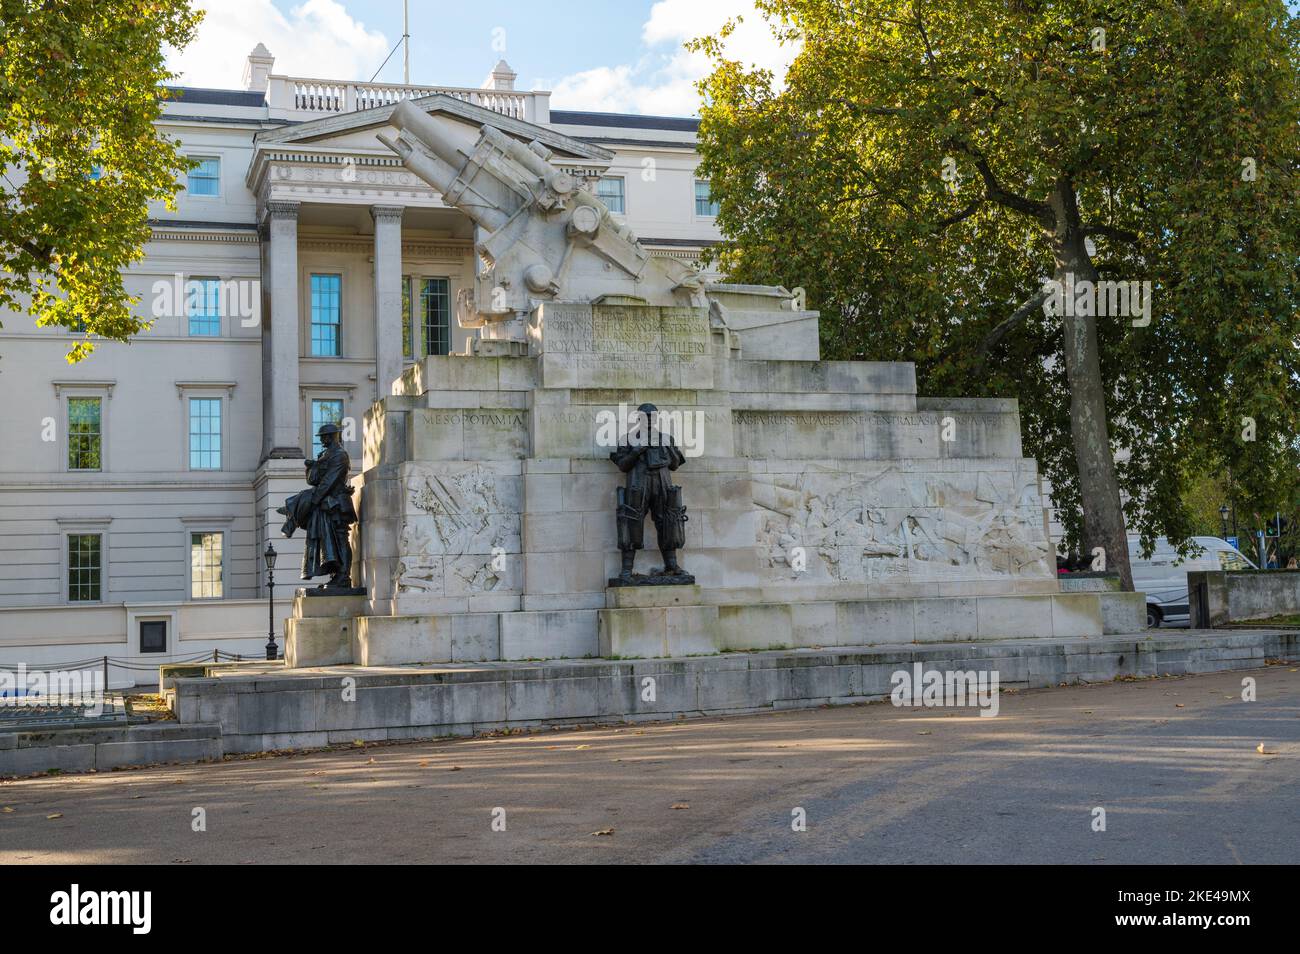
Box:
[169,629,1299,759]
[285,590,1120,668]
[297,585,367,598]
[285,616,354,668]
[1098,591,1147,634]
[607,572,697,587]
[598,592,1106,659]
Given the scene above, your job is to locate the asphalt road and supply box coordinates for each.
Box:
[2,667,1297,864]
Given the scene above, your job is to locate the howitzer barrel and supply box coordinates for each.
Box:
[384,100,519,232]
[389,101,470,173]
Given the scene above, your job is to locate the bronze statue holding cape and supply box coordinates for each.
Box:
[278,423,363,592]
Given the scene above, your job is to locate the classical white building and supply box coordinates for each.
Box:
[0,47,723,683]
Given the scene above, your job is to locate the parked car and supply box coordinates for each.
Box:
[1128,536,1257,628]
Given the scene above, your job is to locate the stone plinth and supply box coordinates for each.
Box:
[597,591,1106,659]
[285,616,354,668]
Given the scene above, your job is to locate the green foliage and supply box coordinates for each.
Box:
[691,0,1300,555]
[0,0,202,362]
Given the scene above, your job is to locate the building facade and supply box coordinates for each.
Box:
[0,48,723,682]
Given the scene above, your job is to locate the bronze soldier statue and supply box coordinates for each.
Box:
[277,422,360,591]
[609,403,692,584]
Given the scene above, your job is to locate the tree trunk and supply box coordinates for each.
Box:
[1048,179,1134,591]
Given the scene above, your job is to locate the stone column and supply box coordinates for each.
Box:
[264,199,303,459]
[371,205,405,398]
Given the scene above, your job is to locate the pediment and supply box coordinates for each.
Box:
[255,93,611,163]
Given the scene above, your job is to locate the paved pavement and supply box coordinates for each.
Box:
[2,667,1296,864]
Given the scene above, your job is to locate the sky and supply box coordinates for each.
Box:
[164,0,799,117]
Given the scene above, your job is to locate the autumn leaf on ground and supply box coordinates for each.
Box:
[591,828,614,836]
[672,803,690,810]
[46,813,63,820]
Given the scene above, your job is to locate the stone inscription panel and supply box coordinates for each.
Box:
[733,410,1021,460]
[532,303,713,390]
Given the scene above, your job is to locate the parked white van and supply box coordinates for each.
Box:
[1128,536,1257,628]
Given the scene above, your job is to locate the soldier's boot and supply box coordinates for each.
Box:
[618,549,636,581]
[660,547,683,575]
[330,543,354,588]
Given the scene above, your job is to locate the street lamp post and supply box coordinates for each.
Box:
[264,542,279,661]
[1219,504,1230,541]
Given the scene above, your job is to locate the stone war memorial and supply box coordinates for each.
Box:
[280,100,1145,671]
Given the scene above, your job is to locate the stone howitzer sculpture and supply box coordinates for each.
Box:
[378,102,711,585]
[377,100,708,338]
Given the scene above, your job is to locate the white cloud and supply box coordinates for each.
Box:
[546,0,798,116]
[165,0,390,89]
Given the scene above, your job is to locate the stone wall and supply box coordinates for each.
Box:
[1188,570,1300,627]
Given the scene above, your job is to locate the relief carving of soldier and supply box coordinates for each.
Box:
[609,403,693,584]
[277,422,361,592]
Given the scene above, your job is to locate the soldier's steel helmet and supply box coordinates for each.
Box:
[317,422,343,437]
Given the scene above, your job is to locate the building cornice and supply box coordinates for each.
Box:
[174,381,238,398]
[52,380,116,397]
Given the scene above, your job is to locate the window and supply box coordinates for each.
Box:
[419,278,450,357]
[695,179,720,217]
[139,620,168,653]
[190,532,224,599]
[187,157,220,196]
[310,273,341,356]
[188,397,222,470]
[67,397,102,471]
[596,177,625,214]
[68,534,102,602]
[186,277,222,336]
[311,399,344,457]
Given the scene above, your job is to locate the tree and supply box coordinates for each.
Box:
[691,0,1300,590]
[1,0,202,361]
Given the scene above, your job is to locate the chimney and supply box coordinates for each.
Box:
[483,59,517,91]
[243,43,274,93]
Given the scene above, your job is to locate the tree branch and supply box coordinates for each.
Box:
[970,153,1054,222]
[931,287,1049,366]
[932,196,984,231]
[1083,223,1139,244]
[945,139,1054,225]
[979,288,1051,355]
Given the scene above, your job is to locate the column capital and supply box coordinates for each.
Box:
[370,204,406,222]
[265,199,301,221]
